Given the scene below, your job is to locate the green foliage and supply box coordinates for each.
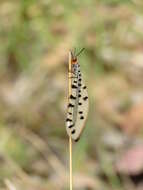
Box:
[99,0,133,5]
[5,135,29,167]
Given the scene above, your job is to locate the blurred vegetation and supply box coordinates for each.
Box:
[1,0,143,189]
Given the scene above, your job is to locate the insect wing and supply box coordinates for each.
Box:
[66,58,89,141]
[71,81,88,141]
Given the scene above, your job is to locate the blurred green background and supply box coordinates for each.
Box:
[1,0,143,189]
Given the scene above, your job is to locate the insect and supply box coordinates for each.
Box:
[66,49,89,142]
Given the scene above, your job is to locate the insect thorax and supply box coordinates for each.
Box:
[72,63,79,77]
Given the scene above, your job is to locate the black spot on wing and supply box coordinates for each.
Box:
[78,94,81,98]
[83,96,88,101]
[71,129,75,134]
[80,116,84,120]
[68,112,72,115]
[79,111,83,114]
[68,103,74,108]
[83,86,87,89]
[72,84,77,89]
[78,102,82,105]
[66,118,72,122]
[75,137,80,142]
[70,94,76,100]
[68,124,74,128]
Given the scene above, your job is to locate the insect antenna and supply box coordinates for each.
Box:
[75,48,85,57]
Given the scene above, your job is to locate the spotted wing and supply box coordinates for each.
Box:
[66,63,89,141]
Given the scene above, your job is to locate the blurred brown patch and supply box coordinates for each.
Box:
[120,103,143,135]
